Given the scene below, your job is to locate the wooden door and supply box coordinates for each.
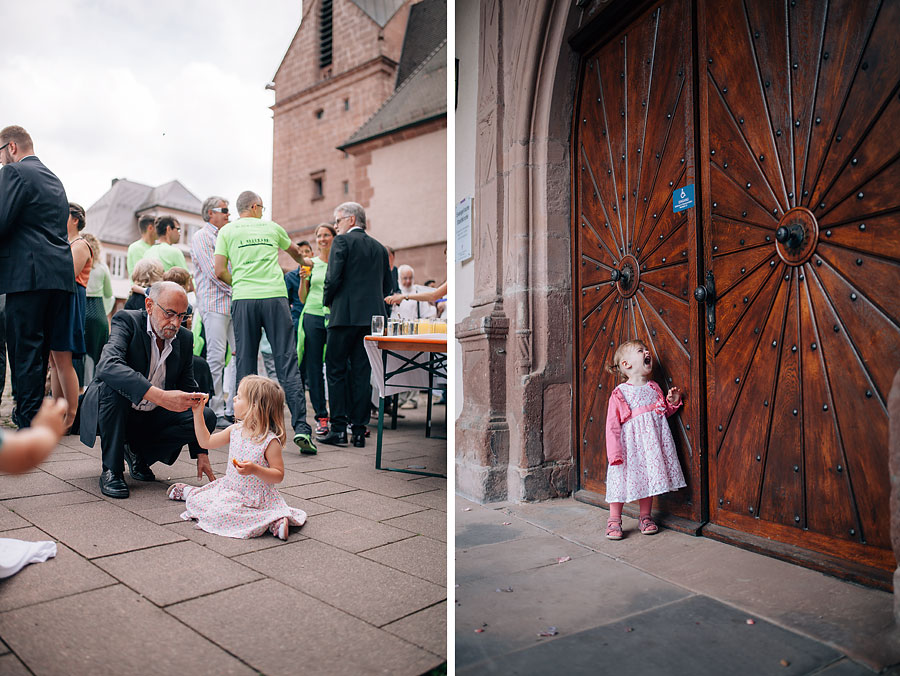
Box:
[573,0,704,526]
[698,0,900,582]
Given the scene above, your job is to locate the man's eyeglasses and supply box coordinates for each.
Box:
[0,143,9,152]
[253,204,266,212]
[211,207,229,215]
[155,303,190,322]
[333,215,350,226]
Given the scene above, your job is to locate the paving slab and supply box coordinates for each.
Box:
[1,489,100,516]
[21,499,184,559]
[383,601,447,657]
[459,595,842,676]
[456,503,549,548]
[456,533,594,584]
[38,456,107,480]
[0,505,30,531]
[168,579,442,676]
[235,539,445,626]
[315,489,426,521]
[164,519,297,558]
[384,509,446,541]
[0,653,28,676]
[614,529,900,671]
[307,467,438,498]
[361,534,446,584]
[455,551,691,668]
[0,471,75,499]
[399,489,447,512]
[94,540,264,606]
[281,480,356,499]
[0,526,114,612]
[0,584,256,675]
[302,510,415,553]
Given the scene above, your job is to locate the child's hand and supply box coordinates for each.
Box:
[667,386,682,406]
[31,398,68,439]
[232,458,256,476]
[190,393,209,411]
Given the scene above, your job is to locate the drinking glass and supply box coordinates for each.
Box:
[371,315,385,336]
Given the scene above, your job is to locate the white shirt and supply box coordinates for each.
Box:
[133,314,174,411]
[390,284,437,321]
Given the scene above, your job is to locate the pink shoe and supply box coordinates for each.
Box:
[639,515,659,535]
[167,483,188,501]
[606,517,623,540]
[271,517,289,541]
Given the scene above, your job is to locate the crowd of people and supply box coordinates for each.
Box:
[0,125,446,534]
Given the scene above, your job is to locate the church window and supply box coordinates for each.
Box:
[319,0,333,68]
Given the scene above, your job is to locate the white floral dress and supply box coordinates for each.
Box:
[181,423,307,538]
[605,382,686,503]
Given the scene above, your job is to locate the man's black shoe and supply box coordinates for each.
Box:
[123,444,155,482]
[351,433,365,448]
[318,430,348,447]
[99,470,129,499]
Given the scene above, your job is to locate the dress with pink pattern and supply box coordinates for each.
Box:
[180,423,307,538]
[604,381,686,503]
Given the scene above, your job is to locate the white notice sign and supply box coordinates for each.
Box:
[455,196,473,262]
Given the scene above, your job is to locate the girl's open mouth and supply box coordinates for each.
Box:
[644,355,652,367]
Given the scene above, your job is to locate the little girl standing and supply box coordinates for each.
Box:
[604,340,686,540]
[168,375,307,540]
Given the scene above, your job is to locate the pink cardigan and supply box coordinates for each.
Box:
[605,381,682,465]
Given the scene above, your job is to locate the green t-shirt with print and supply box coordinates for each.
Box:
[126,239,151,277]
[143,241,187,271]
[214,218,292,301]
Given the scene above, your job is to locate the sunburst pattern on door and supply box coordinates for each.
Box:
[574,0,700,518]
[702,0,900,563]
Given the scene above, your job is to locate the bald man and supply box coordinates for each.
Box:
[79,282,216,498]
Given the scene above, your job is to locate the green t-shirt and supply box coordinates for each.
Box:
[304,258,327,316]
[214,218,291,301]
[143,241,187,271]
[126,239,151,277]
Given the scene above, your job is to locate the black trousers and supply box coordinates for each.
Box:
[5,289,69,427]
[325,325,371,435]
[0,294,6,405]
[303,313,328,419]
[95,381,216,474]
[232,297,310,436]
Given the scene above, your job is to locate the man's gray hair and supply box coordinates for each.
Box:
[398,264,414,277]
[147,281,187,302]
[236,191,261,215]
[335,202,366,229]
[201,195,228,223]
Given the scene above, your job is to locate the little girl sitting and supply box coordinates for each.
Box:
[168,375,306,540]
[604,340,686,540]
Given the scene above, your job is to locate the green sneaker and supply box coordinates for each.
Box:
[294,433,317,455]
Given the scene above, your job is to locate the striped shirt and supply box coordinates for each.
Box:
[191,222,232,314]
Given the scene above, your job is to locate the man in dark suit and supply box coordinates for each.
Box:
[0,125,75,428]
[79,282,216,498]
[320,202,393,448]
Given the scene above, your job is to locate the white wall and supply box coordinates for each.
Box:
[454,0,479,420]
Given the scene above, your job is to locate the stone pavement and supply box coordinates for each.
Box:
[0,391,447,675]
[455,496,900,675]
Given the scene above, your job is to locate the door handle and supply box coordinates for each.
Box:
[694,270,716,335]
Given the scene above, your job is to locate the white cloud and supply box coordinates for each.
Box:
[0,0,302,213]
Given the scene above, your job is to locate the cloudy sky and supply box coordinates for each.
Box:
[0,0,304,211]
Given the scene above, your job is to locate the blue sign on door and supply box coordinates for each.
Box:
[673,184,695,213]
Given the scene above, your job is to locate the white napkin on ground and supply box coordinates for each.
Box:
[0,538,57,578]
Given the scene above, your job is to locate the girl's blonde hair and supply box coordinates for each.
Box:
[237,375,287,446]
[132,258,164,287]
[82,232,102,260]
[163,266,192,290]
[606,339,649,380]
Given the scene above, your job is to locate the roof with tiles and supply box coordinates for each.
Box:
[349,0,407,27]
[340,38,446,148]
[86,178,200,246]
[395,0,446,86]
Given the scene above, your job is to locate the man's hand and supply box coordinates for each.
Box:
[196,454,215,482]
[32,398,68,438]
[666,386,682,406]
[385,294,403,305]
[148,388,205,412]
[191,393,210,411]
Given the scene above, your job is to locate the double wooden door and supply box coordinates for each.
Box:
[573,0,900,586]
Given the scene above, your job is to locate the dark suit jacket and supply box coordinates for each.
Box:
[79,310,199,447]
[323,228,393,327]
[0,156,75,294]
